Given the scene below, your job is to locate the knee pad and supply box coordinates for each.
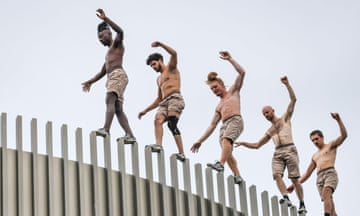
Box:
[167,116,181,135]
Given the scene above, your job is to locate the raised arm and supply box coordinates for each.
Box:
[219,51,245,93]
[96,8,124,47]
[152,41,177,70]
[281,76,297,122]
[235,134,270,149]
[329,112,347,148]
[82,63,106,92]
[190,112,221,153]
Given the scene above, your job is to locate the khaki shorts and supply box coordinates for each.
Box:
[156,92,185,118]
[219,115,244,144]
[106,68,128,103]
[272,144,300,179]
[317,167,338,199]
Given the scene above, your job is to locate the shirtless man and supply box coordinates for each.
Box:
[82,9,135,142]
[235,76,306,213]
[138,41,185,161]
[190,51,245,184]
[288,113,347,216]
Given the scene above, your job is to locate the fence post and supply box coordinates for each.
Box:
[30,118,39,216]
[271,196,280,216]
[75,128,86,216]
[61,124,71,216]
[144,145,168,216]
[16,115,24,216]
[195,163,207,216]
[46,121,54,216]
[1,113,8,216]
[117,138,140,216]
[249,185,259,216]
[260,191,270,216]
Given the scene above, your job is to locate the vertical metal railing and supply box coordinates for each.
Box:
[0,112,308,216]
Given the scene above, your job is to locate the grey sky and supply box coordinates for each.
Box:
[1,0,359,215]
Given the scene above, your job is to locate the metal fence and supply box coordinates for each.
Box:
[0,112,305,216]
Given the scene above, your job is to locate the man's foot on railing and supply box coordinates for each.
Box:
[95,128,109,137]
[117,134,136,144]
[207,161,224,172]
[234,175,244,184]
[145,144,163,153]
[175,153,186,162]
[279,196,292,207]
[298,205,307,214]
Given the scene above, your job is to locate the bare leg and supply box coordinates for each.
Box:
[154,114,166,145]
[291,178,304,201]
[274,174,288,195]
[174,135,184,154]
[114,99,134,137]
[103,92,117,132]
[322,187,335,215]
[227,154,240,176]
[219,139,233,166]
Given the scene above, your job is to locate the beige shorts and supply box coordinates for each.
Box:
[219,115,244,144]
[156,92,185,117]
[106,68,128,103]
[317,167,338,199]
[272,144,300,179]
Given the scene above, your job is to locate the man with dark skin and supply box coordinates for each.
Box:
[138,41,185,161]
[288,112,347,216]
[235,76,306,213]
[82,9,135,142]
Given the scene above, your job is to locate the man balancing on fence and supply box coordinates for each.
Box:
[190,51,245,184]
[138,41,186,161]
[287,112,347,216]
[82,9,136,142]
[235,76,307,214]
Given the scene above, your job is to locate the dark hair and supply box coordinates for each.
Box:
[98,21,109,33]
[310,130,323,138]
[146,53,163,65]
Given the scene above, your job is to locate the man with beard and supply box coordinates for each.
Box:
[138,41,185,161]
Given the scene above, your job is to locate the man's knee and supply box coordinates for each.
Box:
[273,173,283,180]
[167,116,181,135]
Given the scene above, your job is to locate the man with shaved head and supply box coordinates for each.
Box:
[235,76,306,214]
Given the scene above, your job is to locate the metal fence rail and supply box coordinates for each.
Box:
[0,112,305,216]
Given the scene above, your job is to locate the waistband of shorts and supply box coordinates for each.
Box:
[222,114,242,123]
[275,143,294,149]
[108,68,125,74]
[163,91,181,100]
[317,166,335,175]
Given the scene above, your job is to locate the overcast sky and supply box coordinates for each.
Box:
[1,0,359,215]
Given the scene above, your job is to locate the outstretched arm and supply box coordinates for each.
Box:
[138,87,162,119]
[281,76,297,122]
[329,112,347,149]
[190,112,221,153]
[82,63,106,92]
[287,160,316,193]
[96,8,124,48]
[152,41,177,70]
[235,134,270,149]
[219,51,245,93]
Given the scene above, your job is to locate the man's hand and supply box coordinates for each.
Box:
[190,142,202,153]
[96,8,106,20]
[331,112,340,121]
[280,76,289,85]
[151,41,162,47]
[138,111,147,119]
[81,81,92,92]
[287,184,295,193]
[219,51,232,60]
[234,141,243,148]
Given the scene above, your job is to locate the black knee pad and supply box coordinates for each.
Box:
[167,116,181,135]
